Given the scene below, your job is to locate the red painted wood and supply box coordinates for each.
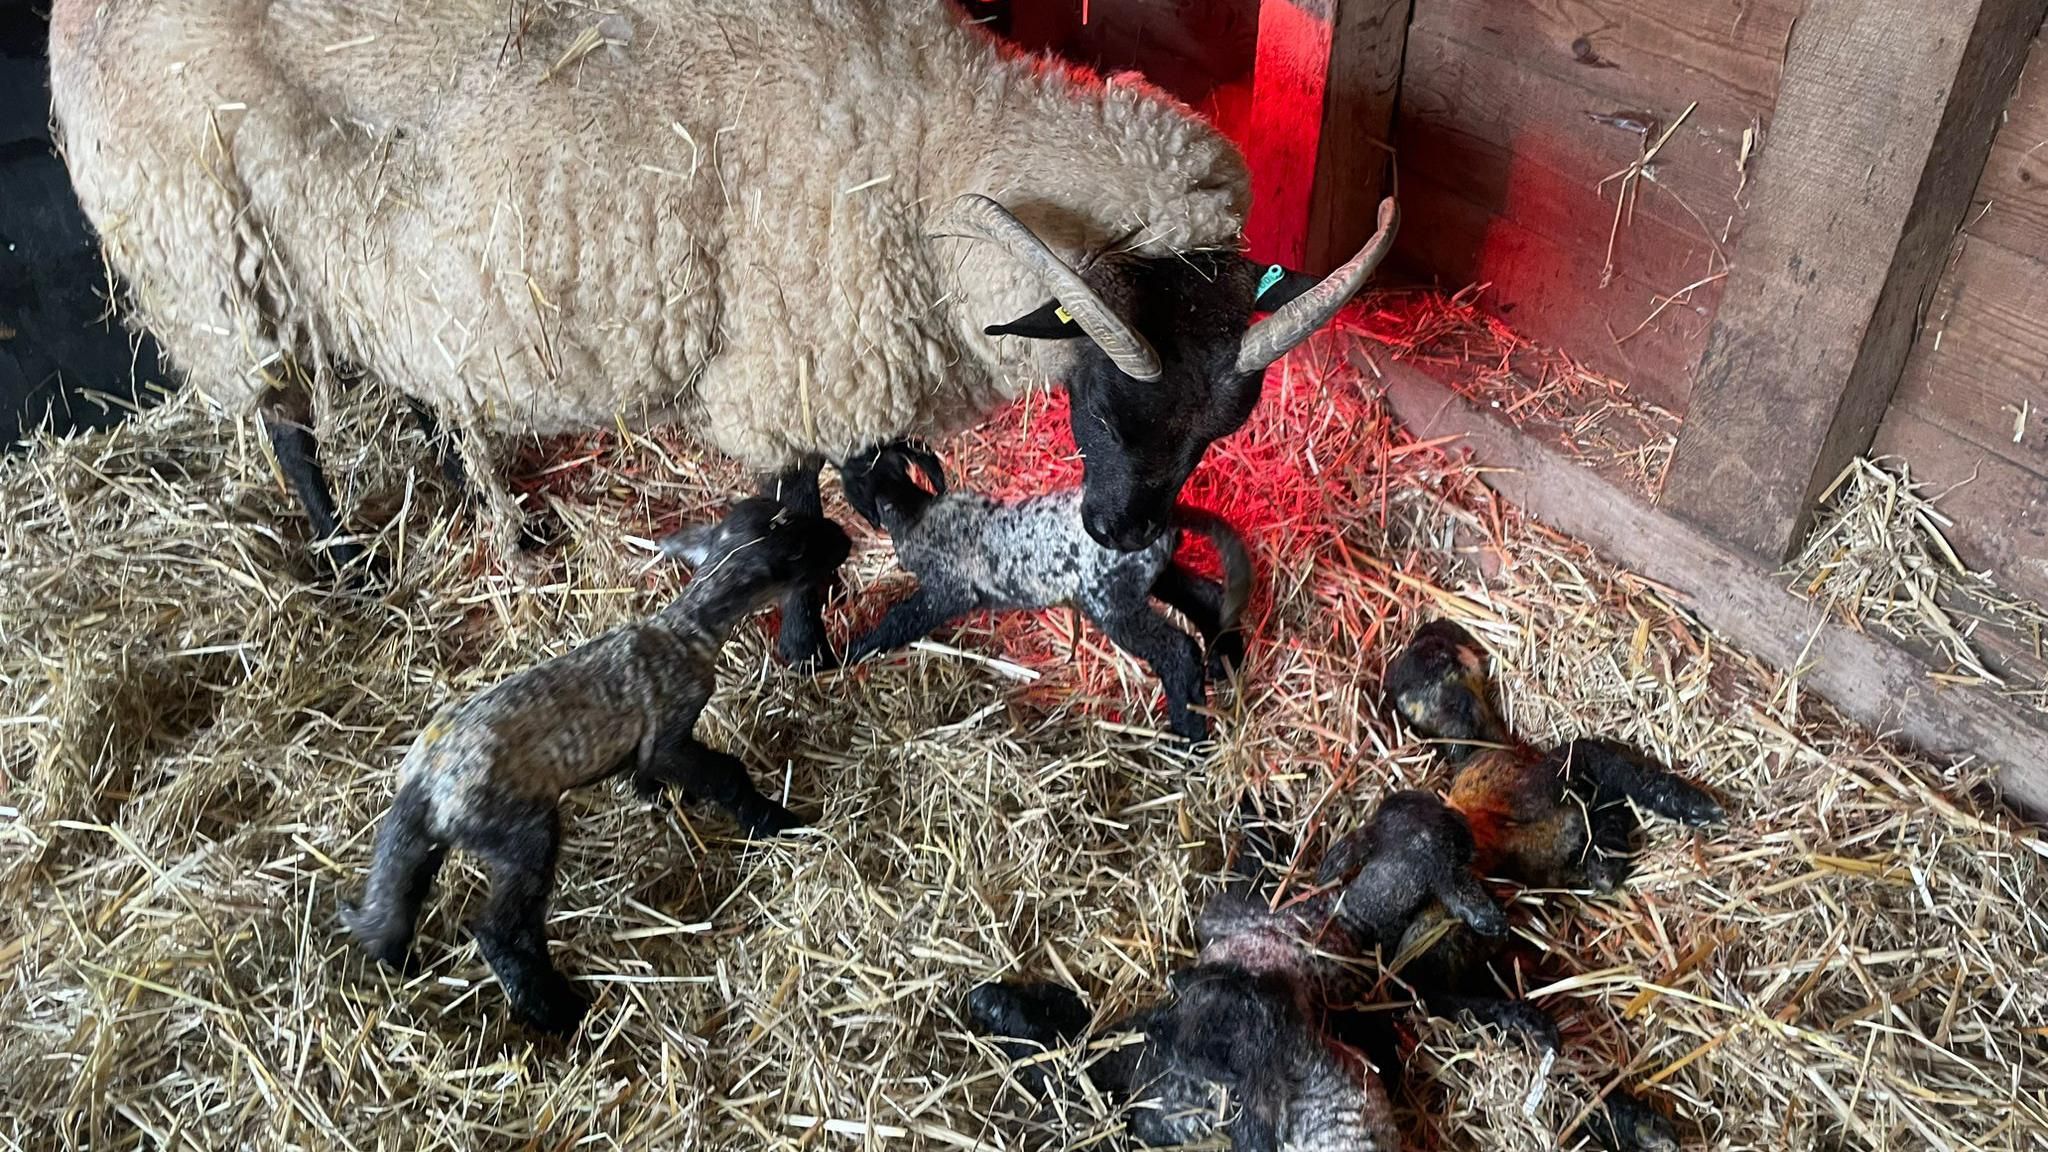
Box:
[1245,0,1335,267]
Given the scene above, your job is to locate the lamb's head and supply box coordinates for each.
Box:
[1320,790,1509,950]
[1384,619,1508,763]
[1154,963,1301,1087]
[958,195,1400,552]
[659,497,851,613]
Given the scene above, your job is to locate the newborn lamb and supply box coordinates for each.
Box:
[342,498,848,1032]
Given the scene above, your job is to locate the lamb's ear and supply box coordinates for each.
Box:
[985,299,1082,340]
[1250,261,1324,313]
[658,523,719,567]
[1437,870,1510,938]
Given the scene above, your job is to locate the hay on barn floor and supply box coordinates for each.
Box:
[1789,455,2048,716]
[2,304,2044,1152]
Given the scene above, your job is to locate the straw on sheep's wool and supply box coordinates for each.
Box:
[1,294,2044,1151]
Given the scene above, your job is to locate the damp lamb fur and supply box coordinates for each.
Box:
[342,498,848,1033]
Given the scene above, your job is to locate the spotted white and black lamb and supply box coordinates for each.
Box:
[341,498,848,1034]
[838,454,1251,741]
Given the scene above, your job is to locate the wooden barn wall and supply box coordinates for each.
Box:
[1394,1,1802,413]
[1874,26,2048,606]
[1001,0,1261,139]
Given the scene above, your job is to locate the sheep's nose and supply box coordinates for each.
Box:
[1087,513,1158,552]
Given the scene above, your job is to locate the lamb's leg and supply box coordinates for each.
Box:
[468,804,585,1035]
[1151,563,1242,680]
[966,981,1134,1098]
[1227,792,1293,900]
[1560,739,1725,827]
[1084,590,1210,741]
[1428,993,1562,1051]
[1584,1088,1681,1152]
[340,776,447,970]
[636,728,803,839]
[259,381,382,582]
[759,459,830,665]
[841,584,977,666]
[406,398,468,490]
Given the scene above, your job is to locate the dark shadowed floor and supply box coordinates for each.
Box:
[1,0,173,446]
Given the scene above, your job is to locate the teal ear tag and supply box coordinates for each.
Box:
[1256,263,1286,306]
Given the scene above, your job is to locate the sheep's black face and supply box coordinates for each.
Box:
[995,252,1271,552]
[1071,254,1266,551]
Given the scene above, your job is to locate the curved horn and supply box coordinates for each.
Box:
[1235,197,1400,376]
[944,194,1163,382]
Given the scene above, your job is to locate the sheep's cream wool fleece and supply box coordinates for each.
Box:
[49,0,1250,471]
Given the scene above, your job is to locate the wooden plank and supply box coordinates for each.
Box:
[1663,0,2048,564]
[1382,363,2048,818]
[1963,34,2048,263]
[1398,167,1716,412]
[1873,407,2048,609]
[1398,29,1737,286]
[1301,0,1412,274]
[1892,235,2048,474]
[1411,0,1799,123]
[1244,0,1409,273]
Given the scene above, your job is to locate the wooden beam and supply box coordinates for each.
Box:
[1661,0,2048,563]
[1244,0,1410,273]
[1381,362,2048,819]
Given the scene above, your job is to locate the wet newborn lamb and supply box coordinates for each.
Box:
[839,454,1251,740]
[342,498,850,1033]
[1384,619,1725,892]
[967,791,1502,1152]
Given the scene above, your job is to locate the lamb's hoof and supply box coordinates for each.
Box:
[775,613,830,669]
[1169,713,1211,744]
[1657,781,1727,827]
[633,772,699,809]
[1576,854,1631,895]
[1441,995,1561,1052]
[746,803,808,840]
[1586,1090,1680,1152]
[966,981,1090,1043]
[511,973,590,1037]
[340,903,412,971]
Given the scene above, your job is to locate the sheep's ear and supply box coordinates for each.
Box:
[985,299,1081,340]
[658,523,719,567]
[1250,262,1323,312]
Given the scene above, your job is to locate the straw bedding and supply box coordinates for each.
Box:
[1,304,2044,1151]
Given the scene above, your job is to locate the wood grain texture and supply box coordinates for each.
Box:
[1892,235,2048,475]
[1302,0,1412,274]
[1383,363,2048,817]
[1399,167,1715,411]
[1412,0,1799,122]
[1663,0,2048,563]
[1397,28,1735,287]
[1963,34,2048,262]
[1245,0,1409,272]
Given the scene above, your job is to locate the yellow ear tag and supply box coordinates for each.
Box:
[1054,306,1073,325]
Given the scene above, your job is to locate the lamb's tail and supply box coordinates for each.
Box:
[341,772,448,970]
[1171,507,1254,633]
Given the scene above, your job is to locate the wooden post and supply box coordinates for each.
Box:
[1244,0,1411,273]
[1661,0,2048,563]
